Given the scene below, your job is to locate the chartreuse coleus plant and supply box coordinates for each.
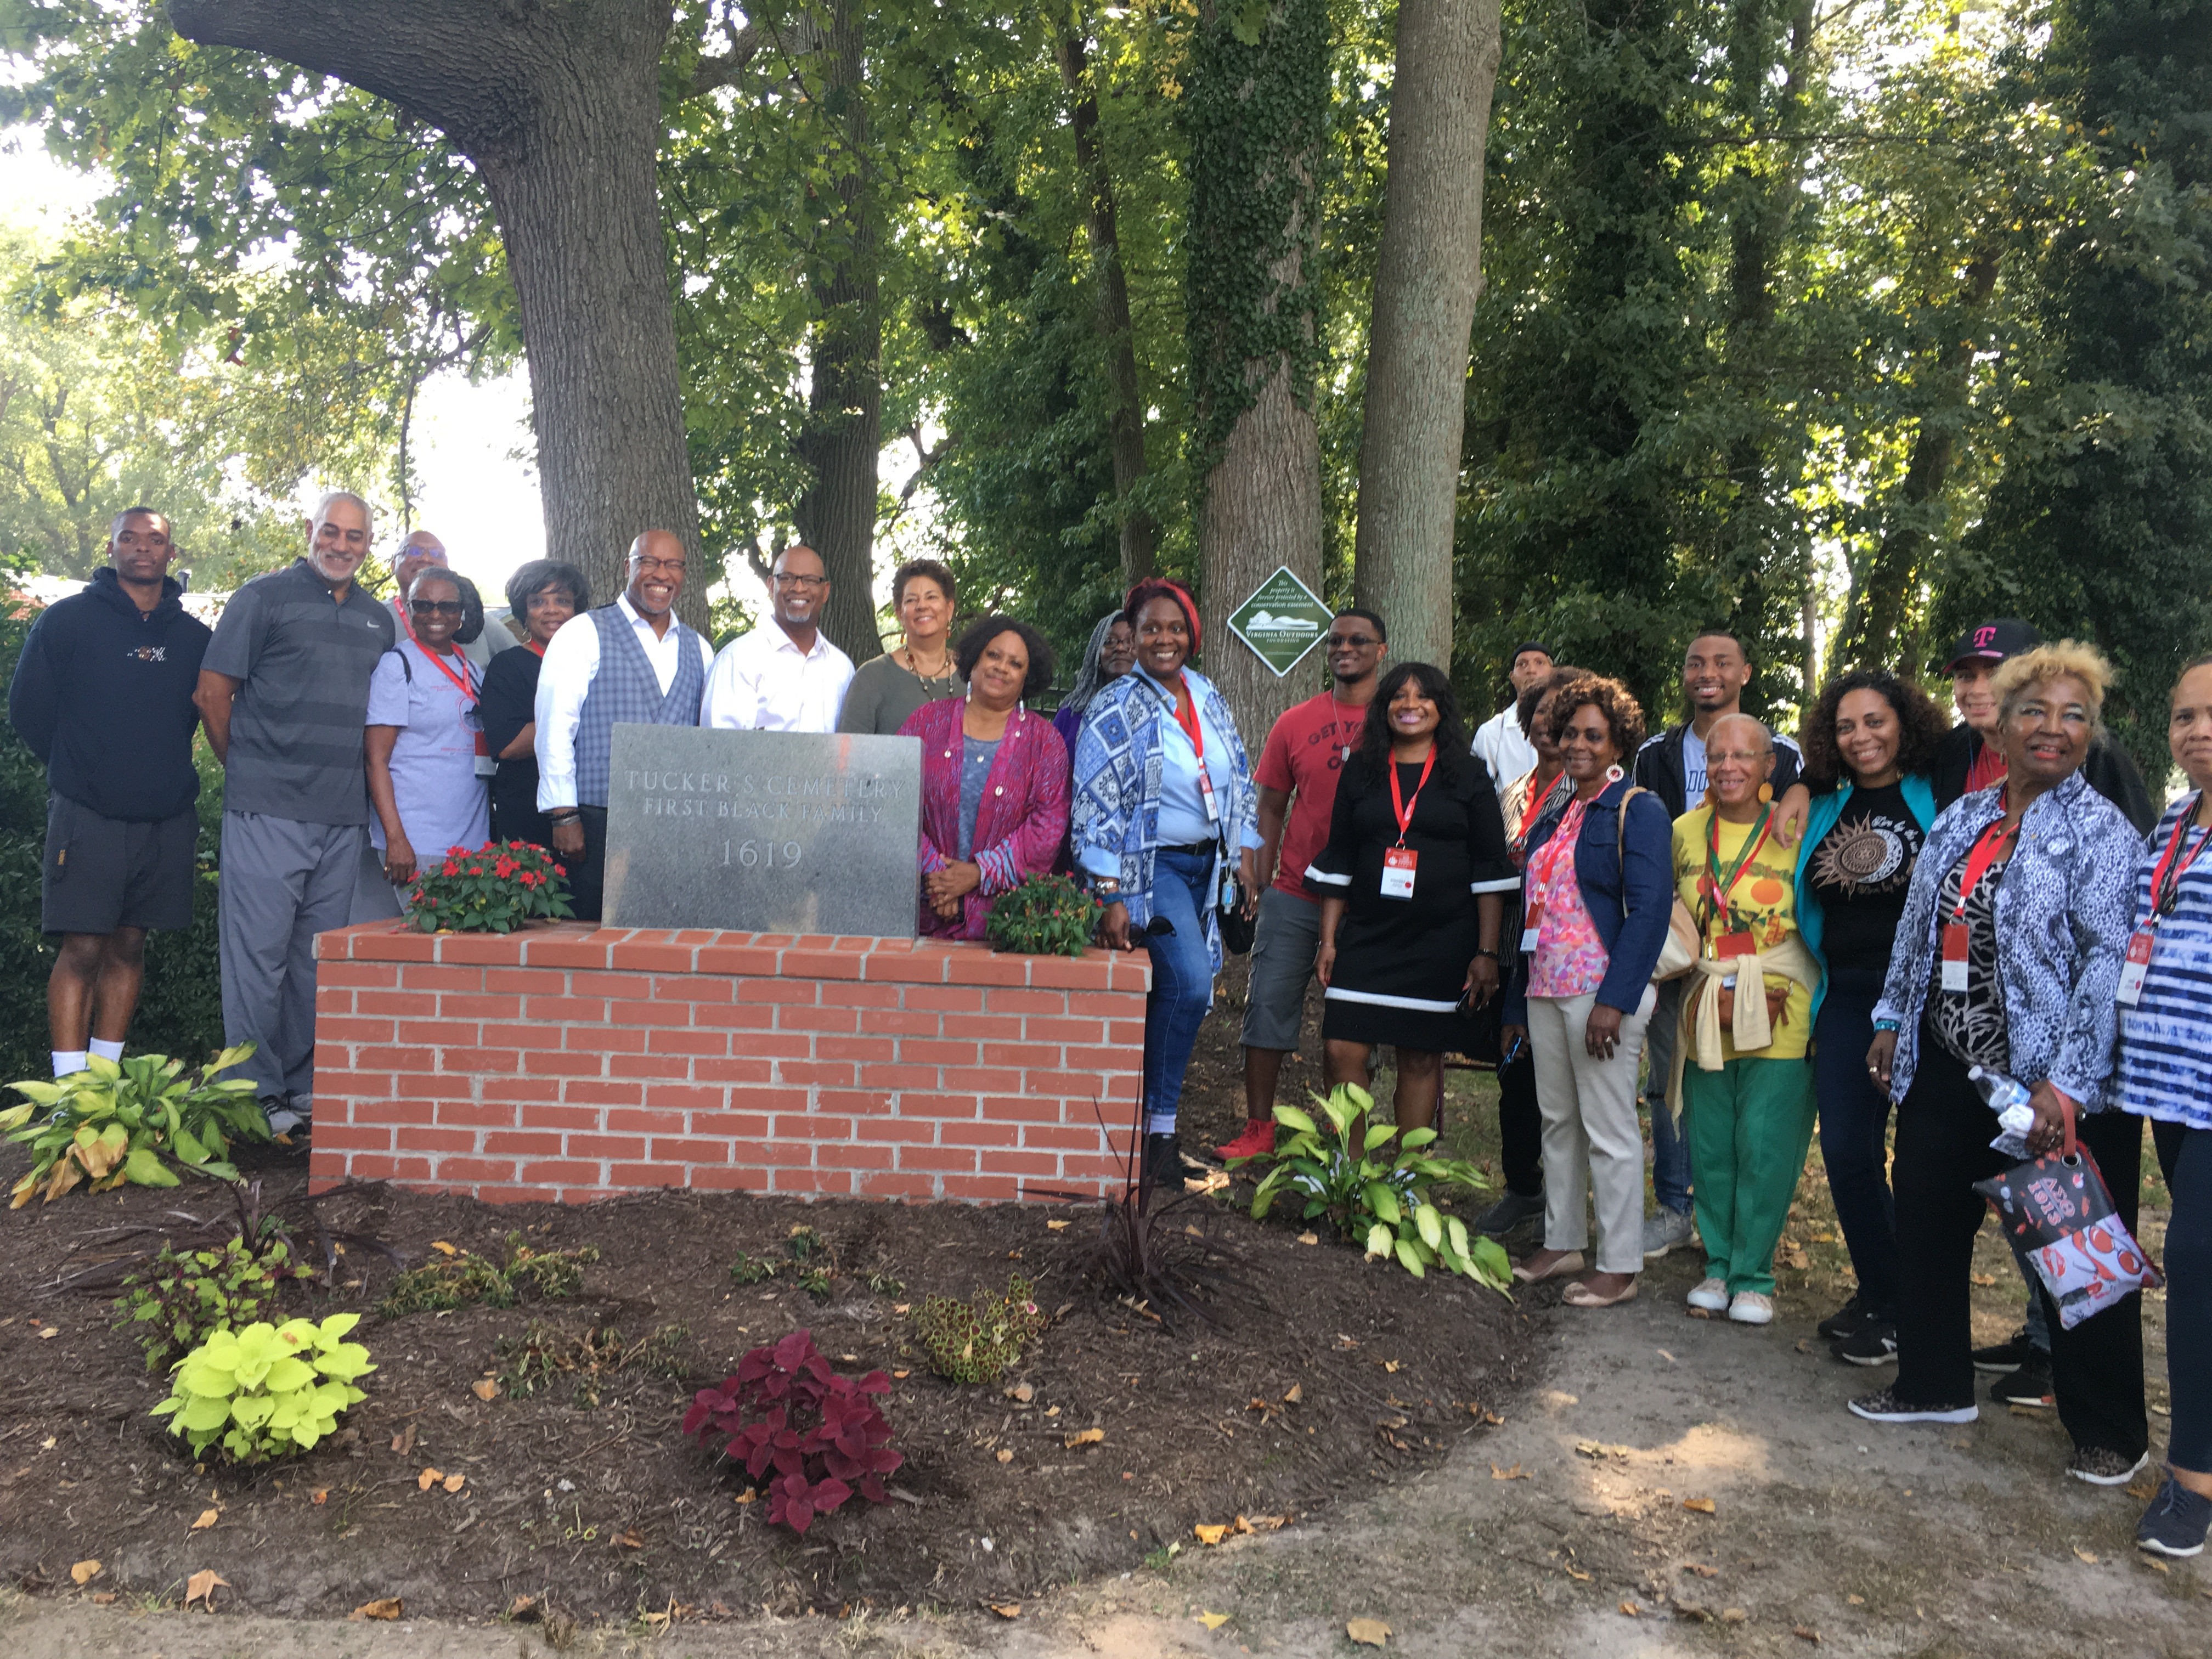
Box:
[1234,1084,1513,1290]
[152,1313,375,1462]
[1,1047,267,1206]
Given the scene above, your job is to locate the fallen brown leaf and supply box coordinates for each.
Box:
[2143,1557,2170,1575]
[989,1601,1020,1619]
[1284,1384,1303,1404]
[1620,1601,1640,1617]
[1564,1564,1592,1582]
[1970,1272,1997,1286]
[36,1327,57,1340]
[732,1490,756,1505]
[1795,1626,1822,1644]
[1491,1463,1528,1481]
[1683,1564,1718,1578]
[311,1488,328,1505]
[1382,1359,1401,1374]
[89,1593,115,1605]
[430,1240,458,1256]
[190,1507,219,1531]
[613,1530,645,1549]
[2073,1545,2099,1565]
[1197,1611,1231,1630]
[184,1568,228,1609]
[1346,1617,1390,1647]
[442,1472,466,1494]
[391,1424,416,1456]
[1046,1219,1071,1231]
[1065,1427,1104,1448]
[352,1598,403,1621]
[995,1449,1013,1464]
[1720,1608,1748,1624]
[69,1560,100,1585]
[471,1379,499,1402]
[1007,1381,1035,1404]
[1194,1523,1229,1545]
[417,1467,442,1492]
[1846,1594,1864,1606]
[892,1369,910,1379]
[1682,1497,1716,1515]
[1296,1232,1318,1245]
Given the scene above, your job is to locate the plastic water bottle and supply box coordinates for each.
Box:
[1969,1064,2036,1158]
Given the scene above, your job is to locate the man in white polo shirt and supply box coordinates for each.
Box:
[702,544,856,732]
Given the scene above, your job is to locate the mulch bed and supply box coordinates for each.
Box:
[0,974,1536,1624]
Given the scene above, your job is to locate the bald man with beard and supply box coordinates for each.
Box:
[532,531,713,919]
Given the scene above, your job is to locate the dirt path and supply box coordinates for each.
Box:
[12,1232,2200,1659]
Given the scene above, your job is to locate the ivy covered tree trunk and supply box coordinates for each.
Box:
[167,0,701,620]
[793,0,888,663]
[1055,14,1156,588]
[1184,0,1329,742]
[1351,0,1503,674]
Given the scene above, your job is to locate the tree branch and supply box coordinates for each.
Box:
[687,16,827,98]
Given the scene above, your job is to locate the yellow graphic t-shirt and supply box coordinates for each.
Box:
[1671,807,1812,1060]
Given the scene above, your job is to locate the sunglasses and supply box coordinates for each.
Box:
[1327,633,1379,649]
[409,599,464,618]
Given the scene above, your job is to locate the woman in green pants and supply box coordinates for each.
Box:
[1667,713,1822,1326]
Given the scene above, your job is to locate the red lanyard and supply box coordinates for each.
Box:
[527,638,547,658]
[1388,749,1438,847]
[1952,820,2017,921]
[1529,798,1585,890]
[1167,680,1203,759]
[2150,794,2211,918]
[403,620,478,706]
[1516,774,1555,844]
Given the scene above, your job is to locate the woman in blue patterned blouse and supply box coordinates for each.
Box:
[2115,656,2212,1557]
[1853,644,2146,1489]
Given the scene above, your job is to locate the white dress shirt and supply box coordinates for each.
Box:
[533,594,714,811]
[1471,702,1537,786]
[702,623,856,733]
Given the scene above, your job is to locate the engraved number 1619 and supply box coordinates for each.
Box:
[724,840,803,868]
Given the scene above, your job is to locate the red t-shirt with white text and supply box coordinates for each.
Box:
[1255,693,1368,900]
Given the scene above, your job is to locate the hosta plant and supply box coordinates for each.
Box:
[682,1329,902,1534]
[151,1313,376,1462]
[403,839,573,933]
[1236,1084,1512,1290]
[2,1048,267,1207]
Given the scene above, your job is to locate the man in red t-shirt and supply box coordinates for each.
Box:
[1216,610,1391,1163]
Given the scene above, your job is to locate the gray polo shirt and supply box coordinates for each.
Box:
[204,559,396,824]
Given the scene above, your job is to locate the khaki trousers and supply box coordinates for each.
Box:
[1528,986,1655,1275]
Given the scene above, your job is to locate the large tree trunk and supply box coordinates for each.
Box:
[792,0,886,664]
[1184,0,1329,744]
[169,0,701,623]
[1053,16,1157,588]
[1351,0,1502,673]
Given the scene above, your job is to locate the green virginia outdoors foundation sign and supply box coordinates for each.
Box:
[1226,566,1333,678]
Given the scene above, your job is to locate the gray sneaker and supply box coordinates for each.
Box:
[1472,1189,1545,1238]
[1641,1206,1696,1260]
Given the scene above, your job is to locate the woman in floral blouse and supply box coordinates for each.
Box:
[1855,644,2145,1488]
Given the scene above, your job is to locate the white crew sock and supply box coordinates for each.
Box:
[87,1038,124,1062]
[52,1050,88,1077]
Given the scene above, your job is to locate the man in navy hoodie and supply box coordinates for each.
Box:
[7,508,211,1078]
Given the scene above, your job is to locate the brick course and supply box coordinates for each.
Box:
[308,923,1148,1204]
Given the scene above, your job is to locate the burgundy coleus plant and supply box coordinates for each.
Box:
[681,1328,903,1534]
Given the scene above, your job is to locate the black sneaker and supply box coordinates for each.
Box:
[1831,1319,1897,1367]
[1990,1351,2055,1407]
[1818,1294,1873,1341]
[2068,1446,2151,1487]
[1848,1386,1977,1425]
[1971,1325,2033,1374]
[2137,1476,2211,1558]
[1142,1133,1182,1190]
[1472,1188,1545,1238]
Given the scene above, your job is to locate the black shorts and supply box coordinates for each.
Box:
[42,795,199,935]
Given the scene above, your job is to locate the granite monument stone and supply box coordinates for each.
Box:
[602,726,922,936]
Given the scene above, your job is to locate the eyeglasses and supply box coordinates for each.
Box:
[774,573,828,590]
[631,556,686,575]
[409,599,464,617]
[1326,633,1379,649]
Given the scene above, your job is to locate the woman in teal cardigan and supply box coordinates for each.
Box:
[1792,669,1951,1364]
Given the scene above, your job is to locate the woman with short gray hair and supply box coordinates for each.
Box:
[480,561,590,847]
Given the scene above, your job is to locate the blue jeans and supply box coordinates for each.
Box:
[1813,969,1900,1315]
[1138,847,1218,1137]
[1643,979,1692,1214]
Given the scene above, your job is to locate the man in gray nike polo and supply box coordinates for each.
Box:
[196,492,394,1133]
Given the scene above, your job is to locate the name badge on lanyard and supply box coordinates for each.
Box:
[1942,820,2015,995]
[1518,900,1542,956]
[2117,929,2155,1006]
[2120,797,2210,1007]
[1196,765,1220,823]
[1381,847,1417,900]
[1940,925,1971,992]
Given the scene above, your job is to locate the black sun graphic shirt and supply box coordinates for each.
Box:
[1807,781,1926,975]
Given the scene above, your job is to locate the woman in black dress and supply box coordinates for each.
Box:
[478,560,590,848]
[1309,663,1517,1132]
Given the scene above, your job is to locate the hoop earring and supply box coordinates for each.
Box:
[1605,764,1626,783]
[1757,782,1775,804]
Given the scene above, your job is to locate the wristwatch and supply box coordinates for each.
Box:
[1090,877,1121,897]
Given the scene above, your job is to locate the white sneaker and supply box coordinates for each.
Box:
[263,1103,309,1138]
[1729,1291,1774,1325]
[1686,1277,1728,1312]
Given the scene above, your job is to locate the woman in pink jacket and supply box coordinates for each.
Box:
[899,616,1068,939]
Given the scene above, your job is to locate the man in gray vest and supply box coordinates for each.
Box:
[196,490,394,1134]
[533,529,712,919]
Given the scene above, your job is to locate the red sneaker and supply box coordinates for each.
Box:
[1215,1119,1276,1164]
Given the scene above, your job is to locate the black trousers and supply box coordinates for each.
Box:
[1498,1045,1544,1198]
[565,805,610,922]
[2157,1122,2210,1472]
[1892,1025,2146,1458]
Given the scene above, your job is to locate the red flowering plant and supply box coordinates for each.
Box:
[401,839,574,934]
[681,1329,902,1534]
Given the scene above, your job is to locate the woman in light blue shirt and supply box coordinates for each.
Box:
[1070,579,1260,1188]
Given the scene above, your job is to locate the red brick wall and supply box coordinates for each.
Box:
[307,923,1149,1204]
